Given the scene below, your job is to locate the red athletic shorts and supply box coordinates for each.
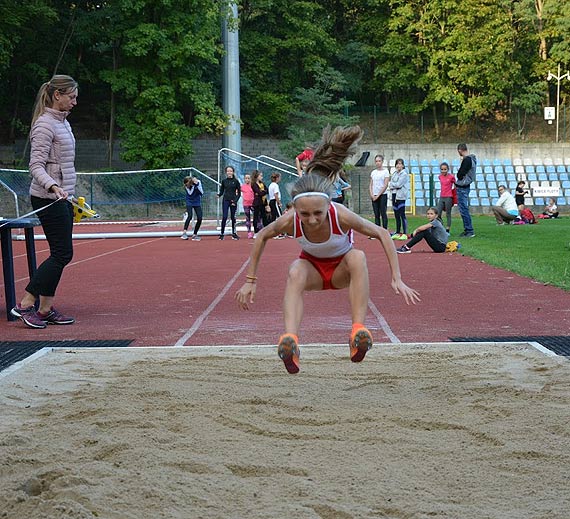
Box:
[299,250,346,290]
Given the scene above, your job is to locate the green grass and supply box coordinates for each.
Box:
[404,214,570,291]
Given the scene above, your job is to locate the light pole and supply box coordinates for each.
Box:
[547,64,569,143]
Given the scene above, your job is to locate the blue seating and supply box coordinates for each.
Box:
[527,173,537,181]
[416,198,425,207]
[482,158,491,166]
[534,197,544,206]
[503,158,512,166]
[559,173,569,181]
[469,190,477,198]
[411,166,420,175]
[476,166,483,174]
[538,173,548,181]
[471,198,480,206]
[496,173,506,183]
[507,173,516,182]
[476,174,485,183]
[548,173,558,182]
[505,165,515,174]
[494,165,504,174]
[546,165,556,174]
[556,165,566,173]
[480,198,490,206]
[452,159,460,168]
[562,180,570,189]
[479,189,489,198]
[535,165,546,173]
[557,197,566,205]
[483,165,493,174]
[420,159,429,167]
[487,181,498,190]
[525,165,535,174]
[410,159,419,167]
[489,189,499,198]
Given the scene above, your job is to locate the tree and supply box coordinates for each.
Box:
[239,0,338,135]
[282,64,359,158]
[93,0,226,168]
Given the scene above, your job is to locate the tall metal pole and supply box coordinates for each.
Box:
[547,64,570,143]
[221,1,241,154]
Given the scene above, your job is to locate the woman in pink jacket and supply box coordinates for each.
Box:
[11,75,78,329]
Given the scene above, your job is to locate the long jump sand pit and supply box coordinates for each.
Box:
[1,342,569,519]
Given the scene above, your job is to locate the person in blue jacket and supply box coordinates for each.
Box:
[181,175,204,241]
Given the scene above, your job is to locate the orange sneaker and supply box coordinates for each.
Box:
[349,326,373,363]
[277,334,300,374]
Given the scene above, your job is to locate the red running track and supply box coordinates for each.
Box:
[2,223,569,346]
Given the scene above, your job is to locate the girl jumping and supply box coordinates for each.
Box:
[235,126,420,374]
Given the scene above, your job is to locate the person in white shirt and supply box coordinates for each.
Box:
[492,185,519,224]
[369,154,390,229]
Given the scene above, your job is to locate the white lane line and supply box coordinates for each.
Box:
[0,239,100,289]
[368,299,401,344]
[174,258,250,347]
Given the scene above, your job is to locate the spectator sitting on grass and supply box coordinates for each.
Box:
[542,197,559,219]
[396,207,448,254]
[492,185,519,225]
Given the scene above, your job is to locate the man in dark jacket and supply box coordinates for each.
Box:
[455,143,477,237]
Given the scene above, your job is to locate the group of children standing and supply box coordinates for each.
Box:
[369,155,449,255]
[181,166,286,241]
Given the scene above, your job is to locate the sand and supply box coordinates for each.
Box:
[0,343,569,519]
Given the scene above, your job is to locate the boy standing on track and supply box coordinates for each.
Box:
[235,126,420,374]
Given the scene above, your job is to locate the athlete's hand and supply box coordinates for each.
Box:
[391,280,421,305]
[235,282,256,310]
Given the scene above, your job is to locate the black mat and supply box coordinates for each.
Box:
[450,336,570,358]
[0,340,132,373]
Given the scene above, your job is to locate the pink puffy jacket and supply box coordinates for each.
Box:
[29,107,76,199]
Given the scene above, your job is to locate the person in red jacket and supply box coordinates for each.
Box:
[295,146,314,176]
[436,162,456,233]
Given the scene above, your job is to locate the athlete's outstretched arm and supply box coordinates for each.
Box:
[234,212,294,310]
[335,204,421,305]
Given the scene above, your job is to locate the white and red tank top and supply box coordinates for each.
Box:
[293,203,353,258]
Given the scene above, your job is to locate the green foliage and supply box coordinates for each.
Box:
[0,0,569,149]
[281,64,360,158]
[118,86,196,169]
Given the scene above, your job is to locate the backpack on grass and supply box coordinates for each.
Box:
[520,208,536,224]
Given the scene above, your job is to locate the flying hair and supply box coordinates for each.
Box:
[291,126,363,201]
[307,126,363,182]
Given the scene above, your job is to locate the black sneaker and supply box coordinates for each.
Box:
[231,233,240,240]
[219,234,225,240]
[396,246,411,254]
[465,232,475,238]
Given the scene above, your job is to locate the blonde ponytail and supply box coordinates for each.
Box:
[291,125,363,201]
[31,75,78,127]
[306,126,363,182]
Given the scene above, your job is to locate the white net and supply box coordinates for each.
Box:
[0,167,219,220]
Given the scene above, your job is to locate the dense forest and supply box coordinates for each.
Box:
[0,0,569,167]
